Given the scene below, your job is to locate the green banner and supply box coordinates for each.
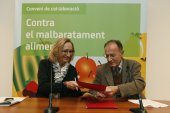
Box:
[21,3,140,56]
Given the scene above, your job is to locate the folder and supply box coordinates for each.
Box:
[77,80,106,91]
[86,98,118,109]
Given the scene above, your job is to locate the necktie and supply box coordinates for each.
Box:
[112,67,122,86]
[112,67,120,75]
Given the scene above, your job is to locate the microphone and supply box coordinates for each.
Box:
[126,66,147,113]
[44,63,59,113]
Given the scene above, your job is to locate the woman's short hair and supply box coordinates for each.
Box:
[48,38,75,63]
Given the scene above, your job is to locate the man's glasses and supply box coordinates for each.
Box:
[104,53,116,59]
[62,50,74,54]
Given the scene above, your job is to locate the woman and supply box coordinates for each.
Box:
[36,38,82,97]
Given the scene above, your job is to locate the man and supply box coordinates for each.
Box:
[91,40,146,99]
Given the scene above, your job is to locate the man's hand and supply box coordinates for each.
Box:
[104,86,119,97]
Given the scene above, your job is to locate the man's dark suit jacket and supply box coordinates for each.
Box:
[36,59,82,97]
[94,58,146,99]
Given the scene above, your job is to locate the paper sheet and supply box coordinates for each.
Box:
[128,99,169,108]
[0,97,27,106]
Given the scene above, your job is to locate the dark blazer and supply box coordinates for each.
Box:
[93,58,146,99]
[36,59,82,97]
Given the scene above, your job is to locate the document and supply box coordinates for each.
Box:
[77,80,106,91]
[86,98,118,109]
[128,99,169,108]
[0,97,26,106]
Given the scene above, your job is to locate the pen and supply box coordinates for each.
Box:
[4,98,14,101]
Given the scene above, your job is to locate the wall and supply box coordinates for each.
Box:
[0,0,14,96]
[146,0,170,100]
[0,0,170,100]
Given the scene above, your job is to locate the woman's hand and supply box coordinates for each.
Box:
[64,81,78,90]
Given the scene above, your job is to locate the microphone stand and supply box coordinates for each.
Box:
[127,66,147,113]
[44,63,59,113]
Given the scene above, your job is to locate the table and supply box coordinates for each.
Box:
[0,97,170,113]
